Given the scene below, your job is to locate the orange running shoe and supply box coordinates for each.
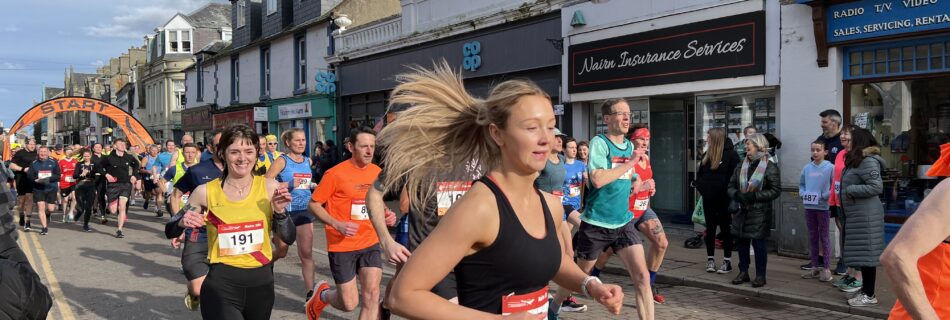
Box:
[305,280,330,320]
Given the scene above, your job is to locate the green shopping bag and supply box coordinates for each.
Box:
[691,196,705,225]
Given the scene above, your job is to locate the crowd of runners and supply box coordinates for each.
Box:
[4,61,949,320]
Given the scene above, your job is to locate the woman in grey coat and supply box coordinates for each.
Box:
[839,127,886,307]
[728,134,781,288]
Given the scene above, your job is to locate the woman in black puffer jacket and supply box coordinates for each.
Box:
[728,133,781,288]
[695,127,741,274]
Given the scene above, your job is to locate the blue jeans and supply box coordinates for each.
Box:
[737,237,768,277]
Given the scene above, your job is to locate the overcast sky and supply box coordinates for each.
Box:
[0,0,228,130]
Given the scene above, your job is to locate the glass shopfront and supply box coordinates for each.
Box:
[846,77,949,220]
[843,35,950,224]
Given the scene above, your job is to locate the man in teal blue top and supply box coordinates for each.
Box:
[573,98,653,320]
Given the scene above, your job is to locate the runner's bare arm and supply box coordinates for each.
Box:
[545,193,624,315]
[388,183,502,319]
[264,156,285,180]
[170,188,184,216]
[367,180,409,264]
[882,180,950,320]
[588,162,636,189]
[176,185,208,230]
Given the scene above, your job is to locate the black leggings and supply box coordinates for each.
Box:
[703,198,733,258]
[861,267,876,297]
[201,264,274,320]
[75,183,97,225]
[95,180,107,215]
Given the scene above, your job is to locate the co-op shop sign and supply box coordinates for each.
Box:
[827,0,950,44]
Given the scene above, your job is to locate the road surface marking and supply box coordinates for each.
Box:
[28,232,77,320]
[16,233,38,272]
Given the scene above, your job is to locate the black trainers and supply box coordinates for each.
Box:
[143,200,149,210]
[800,262,814,270]
[717,260,733,274]
[18,213,24,227]
[82,225,92,232]
[560,295,588,312]
[24,222,31,232]
[39,227,48,235]
[115,230,125,238]
[155,210,164,218]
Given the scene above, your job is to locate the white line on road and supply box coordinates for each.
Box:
[27,231,77,320]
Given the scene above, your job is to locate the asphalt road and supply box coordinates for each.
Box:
[14,202,874,319]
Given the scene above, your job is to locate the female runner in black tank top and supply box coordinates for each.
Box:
[380,63,625,319]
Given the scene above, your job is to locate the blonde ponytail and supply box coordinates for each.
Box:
[378,60,548,212]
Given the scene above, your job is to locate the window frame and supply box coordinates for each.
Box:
[165,29,193,54]
[196,57,204,102]
[260,46,271,99]
[237,0,247,28]
[231,56,240,103]
[294,35,307,94]
[266,0,278,15]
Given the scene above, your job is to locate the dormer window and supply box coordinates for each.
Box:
[167,29,193,53]
[266,0,277,15]
[237,0,247,27]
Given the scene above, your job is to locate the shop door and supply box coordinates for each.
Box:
[650,103,686,216]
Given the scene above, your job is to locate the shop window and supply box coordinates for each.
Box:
[848,78,950,222]
[696,91,777,158]
[845,36,950,80]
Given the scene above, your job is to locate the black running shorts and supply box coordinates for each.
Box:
[573,219,642,261]
[327,244,383,284]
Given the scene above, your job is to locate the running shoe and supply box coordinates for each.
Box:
[184,293,200,311]
[845,290,863,300]
[306,290,314,301]
[847,293,878,307]
[62,213,68,223]
[705,259,716,273]
[839,279,863,293]
[18,213,24,227]
[717,260,732,274]
[800,262,814,270]
[82,225,92,232]
[116,230,125,239]
[39,227,48,235]
[305,280,330,320]
[819,269,833,282]
[560,295,587,312]
[832,275,853,288]
[24,222,31,232]
[143,199,148,210]
[801,269,821,279]
[651,286,666,304]
[155,210,164,218]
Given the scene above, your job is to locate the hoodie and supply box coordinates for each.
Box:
[799,160,834,210]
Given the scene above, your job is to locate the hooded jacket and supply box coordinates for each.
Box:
[840,146,887,268]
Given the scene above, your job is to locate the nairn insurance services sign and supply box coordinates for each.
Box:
[826,0,950,44]
[568,11,765,93]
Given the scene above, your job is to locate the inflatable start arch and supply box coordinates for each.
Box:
[3,97,154,160]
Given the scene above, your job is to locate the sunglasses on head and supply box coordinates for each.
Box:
[267,142,277,145]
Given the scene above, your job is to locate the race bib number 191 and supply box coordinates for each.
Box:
[437,181,472,216]
[217,221,265,256]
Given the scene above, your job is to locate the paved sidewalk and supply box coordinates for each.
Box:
[601,228,894,319]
